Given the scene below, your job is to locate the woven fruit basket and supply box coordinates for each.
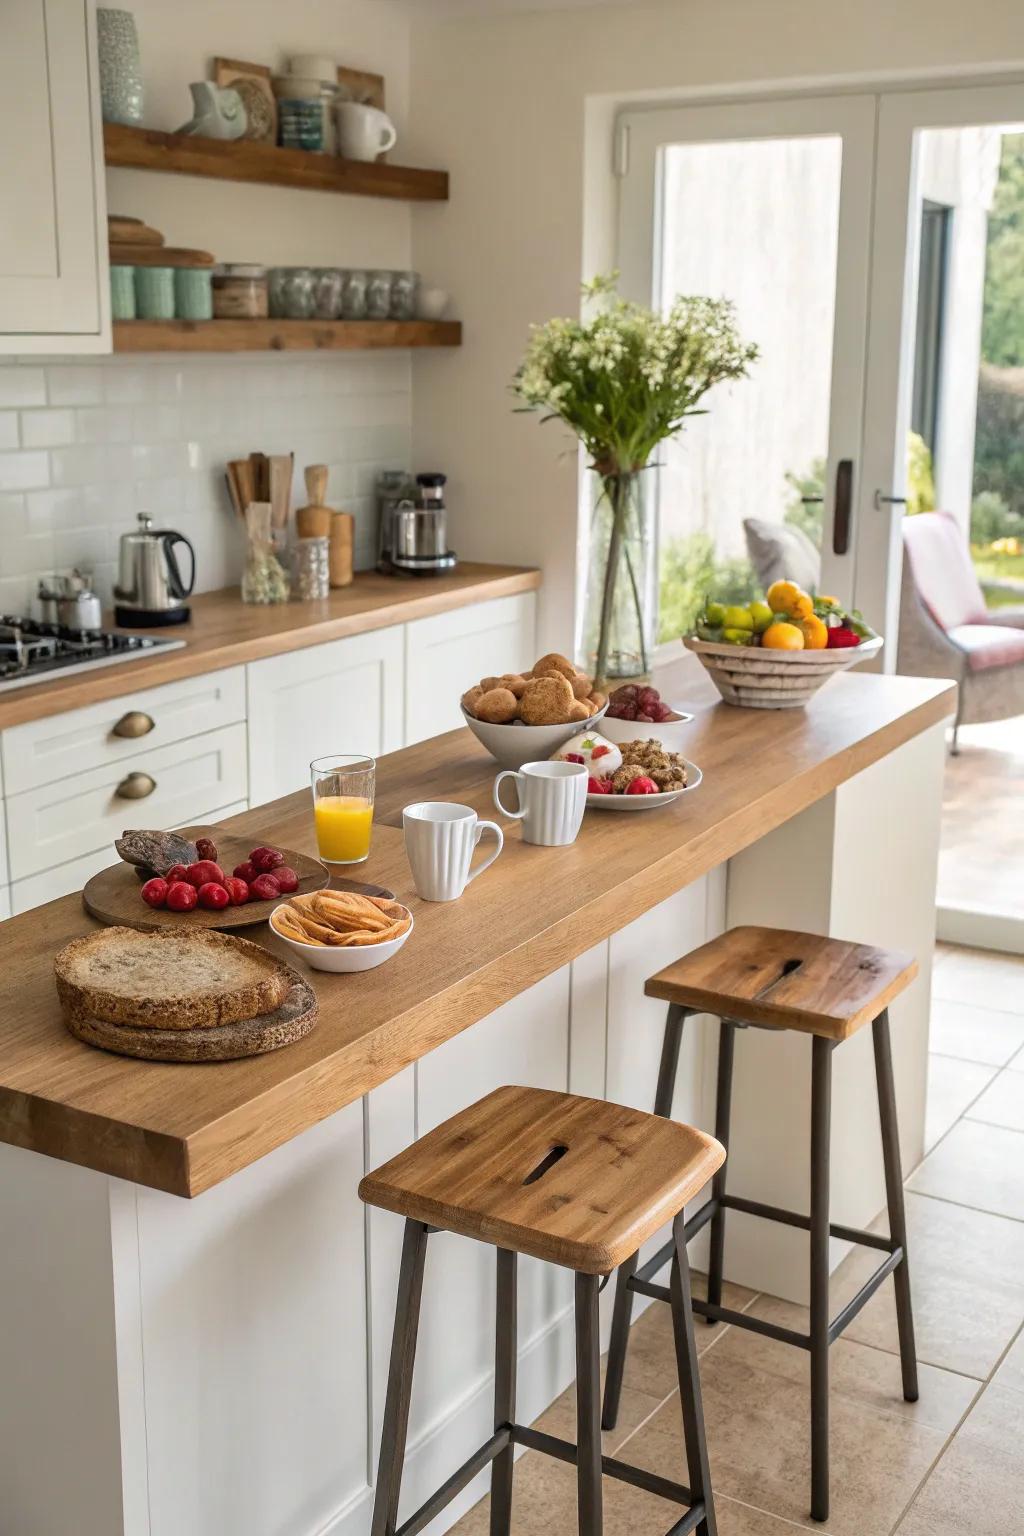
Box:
[683,634,883,709]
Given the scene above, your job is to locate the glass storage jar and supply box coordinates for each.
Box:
[366,270,393,320]
[389,270,419,320]
[293,536,330,600]
[212,264,268,319]
[341,269,368,319]
[312,268,343,320]
[241,503,290,604]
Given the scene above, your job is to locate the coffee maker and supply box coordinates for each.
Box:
[376,471,457,575]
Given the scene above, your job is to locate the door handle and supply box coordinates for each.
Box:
[874,490,908,511]
[112,710,155,739]
[115,771,157,800]
[833,459,853,556]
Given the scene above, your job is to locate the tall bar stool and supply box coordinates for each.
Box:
[601,926,920,1524]
[360,1084,725,1536]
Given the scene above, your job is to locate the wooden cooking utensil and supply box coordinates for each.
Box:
[107,215,165,246]
[108,244,216,268]
[225,470,243,519]
[329,511,354,587]
[296,462,333,539]
[251,452,269,503]
[304,463,329,507]
[269,455,292,538]
[231,457,256,512]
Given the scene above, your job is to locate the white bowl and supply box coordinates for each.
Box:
[462,703,609,770]
[269,904,413,972]
[600,710,694,753]
[417,287,451,320]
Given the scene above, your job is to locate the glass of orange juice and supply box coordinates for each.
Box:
[310,754,375,865]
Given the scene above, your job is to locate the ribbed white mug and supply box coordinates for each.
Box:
[493,760,588,846]
[403,801,503,901]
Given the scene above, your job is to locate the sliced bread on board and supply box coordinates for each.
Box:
[54,927,292,1031]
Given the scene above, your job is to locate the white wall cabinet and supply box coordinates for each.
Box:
[246,627,406,806]
[0,0,109,351]
[404,593,537,745]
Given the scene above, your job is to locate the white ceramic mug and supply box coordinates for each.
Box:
[493,760,588,847]
[403,801,503,902]
[335,101,397,161]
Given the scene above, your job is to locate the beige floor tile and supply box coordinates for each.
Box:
[993,1327,1024,1398]
[965,1067,1024,1133]
[830,1192,1024,1380]
[625,1331,951,1536]
[925,1054,997,1149]
[714,1498,821,1533]
[932,948,1024,1015]
[896,1383,1024,1536]
[928,998,1024,1066]
[449,1439,675,1535]
[907,1119,1024,1221]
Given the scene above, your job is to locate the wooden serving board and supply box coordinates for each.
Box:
[108,244,216,268]
[107,215,165,246]
[82,826,328,932]
[64,975,318,1062]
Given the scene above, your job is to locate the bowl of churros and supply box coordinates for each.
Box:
[269,890,414,972]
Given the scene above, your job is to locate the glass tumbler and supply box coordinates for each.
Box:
[311,754,376,865]
[366,270,393,319]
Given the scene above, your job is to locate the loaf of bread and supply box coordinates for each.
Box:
[54,927,292,1031]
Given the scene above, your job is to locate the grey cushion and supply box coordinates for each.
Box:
[743,517,822,593]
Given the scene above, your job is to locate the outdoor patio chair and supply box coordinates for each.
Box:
[898,510,1024,751]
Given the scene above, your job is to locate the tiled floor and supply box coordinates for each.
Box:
[451,943,1024,1535]
[939,714,1024,920]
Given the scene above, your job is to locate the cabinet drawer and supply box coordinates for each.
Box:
[1,666,246,795]
[10,796,251,914]
[404,593,537,746]
[7,723,248,880]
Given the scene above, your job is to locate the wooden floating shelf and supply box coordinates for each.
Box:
[104,122,449,202]
[112,319,462,353]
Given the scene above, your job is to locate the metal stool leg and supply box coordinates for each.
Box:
[873,1009,919,1403]
[575,1273,604,1536]
[490,1249,517,1535]
[602,1005,687,1431]
[705,1019,736,1319]
[809,1037,833,1523]
[670,1212,718,1536]
[371,1219,429,1536]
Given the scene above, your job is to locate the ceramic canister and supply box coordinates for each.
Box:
[174,268,213,321]
[96,8,144,124]
[109,265,136,320]
[134,267,175,320]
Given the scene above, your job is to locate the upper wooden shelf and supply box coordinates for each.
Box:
[103,122,449,201]
[112,319,462,353]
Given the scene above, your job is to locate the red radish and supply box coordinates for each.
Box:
[186,859,225,888]
[195,837,218,862]
[223,876,250,906]
[586,775,610,794]
[626,775,659,795]
[198,881,230,911]
[164,863,188,884]
[166,881,198,912]
[140,877,168,908]
[249,873,282,901]
[233,860,257,883]
[273,866,300,894]
[249,846,284,873]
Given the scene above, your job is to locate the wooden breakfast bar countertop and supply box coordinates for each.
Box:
[0,666,956,1199]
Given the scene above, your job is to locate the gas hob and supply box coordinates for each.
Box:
[0,617,185,694]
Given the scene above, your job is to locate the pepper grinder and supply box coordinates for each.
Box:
[296,463,354,587]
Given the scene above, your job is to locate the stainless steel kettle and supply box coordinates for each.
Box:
[114,514,195,627]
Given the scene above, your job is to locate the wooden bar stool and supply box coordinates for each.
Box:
[601,926,920,1525]
[360,1085,725,1536]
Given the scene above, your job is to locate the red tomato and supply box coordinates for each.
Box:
[186,859,226,888]
[165,881,198,912]
[197,881,230,911]
[164,864,188,883]
[223,876,250,906]
[140,877,168,908]
[626,775,659,795]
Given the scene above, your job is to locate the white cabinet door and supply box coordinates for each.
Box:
[0,0,109,349]
[246,628,405,806]
[404,592,537,746]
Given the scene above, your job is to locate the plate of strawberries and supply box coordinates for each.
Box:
[83,825,329,933]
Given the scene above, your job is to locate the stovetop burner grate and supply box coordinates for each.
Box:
[0,616,186,692]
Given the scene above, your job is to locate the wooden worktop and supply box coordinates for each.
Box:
[0,563,540,730]
[0,666,955,1198]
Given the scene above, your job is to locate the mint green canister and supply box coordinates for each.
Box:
[135,266,175,320]
[174,268,213,321]
[109,264,136,320]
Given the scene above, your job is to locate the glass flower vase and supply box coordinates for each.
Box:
[581,470,658,683]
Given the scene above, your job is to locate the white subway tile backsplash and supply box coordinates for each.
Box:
[0,353,413,605]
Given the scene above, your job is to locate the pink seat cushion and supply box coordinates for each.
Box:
[902,511,988,630]
[949,624,1024,673]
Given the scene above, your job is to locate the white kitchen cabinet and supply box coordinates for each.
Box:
[246,628,405,806]
[0,0,109,351]
[403,593,537,745]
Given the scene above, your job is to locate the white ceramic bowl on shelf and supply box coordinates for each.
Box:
[600,710,694,753]
[269,905,413,972]
[461,703,609,770]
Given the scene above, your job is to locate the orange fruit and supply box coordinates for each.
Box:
[797,614,829,649]
[765,580,813,619]
[761,621,805,651]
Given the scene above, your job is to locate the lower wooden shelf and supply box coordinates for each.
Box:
[112,319,462,353]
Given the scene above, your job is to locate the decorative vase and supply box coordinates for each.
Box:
[96,9,143,125]
[581,469,658,683]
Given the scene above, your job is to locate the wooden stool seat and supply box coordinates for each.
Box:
[645,925,917,1041]
[359,1084,724,1275]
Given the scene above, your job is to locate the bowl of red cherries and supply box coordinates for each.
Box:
[599,683,694,752]
[134,834,323,926]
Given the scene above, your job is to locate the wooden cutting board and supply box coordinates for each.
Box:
[64,974,318,1062]
[82,826,328,932]
[109,244,216,268]
[107,215,165,246]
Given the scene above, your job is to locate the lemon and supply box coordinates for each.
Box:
[749,600,773,633]
[721,627,754,645]
[704,601,727,627]
[722,605,754,631]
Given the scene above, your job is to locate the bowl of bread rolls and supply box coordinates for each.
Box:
[461,652,608,768]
